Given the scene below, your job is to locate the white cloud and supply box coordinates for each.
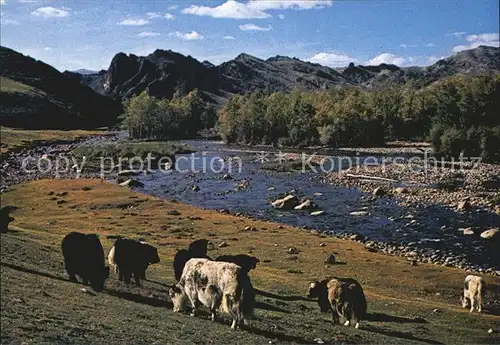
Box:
[182,0,332,19]
[19,0,50,2]
[43,46,52,51]
[31,6,69,18]
[169,30,204,40]
[247,0,333,11]
[146,12,174,20]
[117,18,149,26]
[183,0,270,19]
[400,43,416,48]
[1,18,19,25]
[1,0,5,5]
[278,14,285,19]
[168,5,179,11]
[367,53,405,66]
[308,52,356,67]
[137,31,160,37]
[425,43,436,47]
[239,23,272,31]
[146,12,162,19]
[452,32,499,52]
[451,31,467,38]
[223,35,236,40]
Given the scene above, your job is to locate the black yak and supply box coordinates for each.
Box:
[61,232,109,291]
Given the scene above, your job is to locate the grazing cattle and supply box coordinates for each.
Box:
[113,238,160,286]
[215,254,260,274]
[307,277,367,329]
[188,239,209,256]
[173,239,211,281]
[169,258,254,329]
[461,275,485,313]
[61,232,109,292]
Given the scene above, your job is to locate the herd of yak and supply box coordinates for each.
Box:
[61,232,487,330]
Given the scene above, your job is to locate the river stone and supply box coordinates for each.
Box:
[288,247,299,254]
[119,179,144,188]
[118,169,141,176]
[372,187,386,197]
[294,199,314,210]
[457,200,472,212]
[324,253,336,265]
[459,227,475,236]
[191,185,200,192]
[480,228,498,240]
[350,211,369,216]
[271,195,299,210]
[350,234,364,241]
[394,187,409,194]
[310,210,324,216]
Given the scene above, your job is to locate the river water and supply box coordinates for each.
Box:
[132,140,499,272]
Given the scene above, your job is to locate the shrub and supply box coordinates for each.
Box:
[481,126,500,163]
[429,123,444,152]
[440,127,466,159]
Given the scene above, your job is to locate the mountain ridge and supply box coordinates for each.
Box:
[70,45,499,105]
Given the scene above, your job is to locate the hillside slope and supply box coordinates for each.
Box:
[0,46,122,129]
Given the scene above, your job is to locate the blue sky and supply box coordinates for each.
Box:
[1,0,498,71]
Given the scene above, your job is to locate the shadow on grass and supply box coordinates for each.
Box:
[243,325,315,344]
[255,288,313,302]
[366,312,427,324]
[363,325,443,345]
[105,288,172,309]
[1,262,173,309]
[255,301,291,314]
[1,261,69,284]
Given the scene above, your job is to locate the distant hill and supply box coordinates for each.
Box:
[72,69,99,75]
[0,46,121,129]
[75,46,499,106]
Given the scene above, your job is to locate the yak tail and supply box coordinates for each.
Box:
[478,280,485,301]
[239,272,255,318]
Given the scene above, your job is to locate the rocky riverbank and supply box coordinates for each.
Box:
[0,135,118,191]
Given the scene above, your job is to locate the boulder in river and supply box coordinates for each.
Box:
[294,199,314,210]
[350,211,369,216]
[480,228,498,240]
[119,179,144,188]
[460,227,475,236]
[310,210,325,216]
[271,195,299,210]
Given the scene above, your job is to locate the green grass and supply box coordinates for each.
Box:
[0,76,41,95]
[1,179,500,344]
[0,127,108,155]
